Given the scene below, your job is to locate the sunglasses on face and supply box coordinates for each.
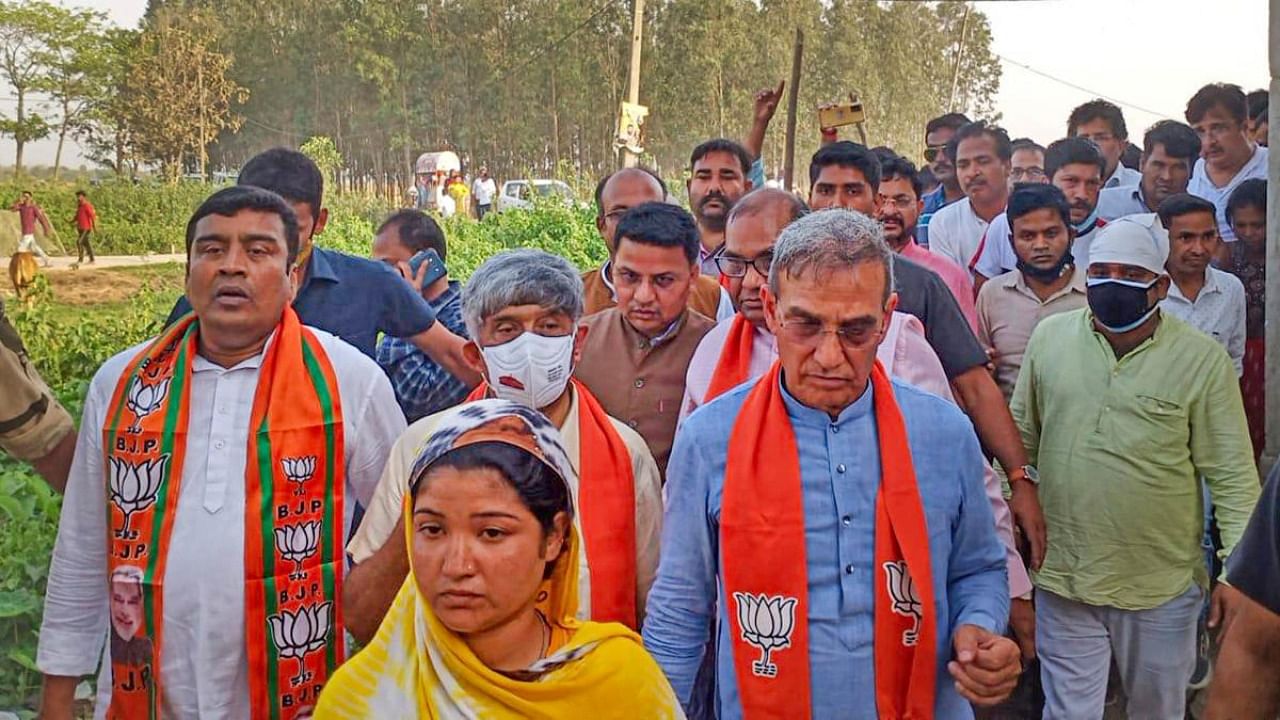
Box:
[923,145,947,163]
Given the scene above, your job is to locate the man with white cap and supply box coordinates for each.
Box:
[1009,214,1260,719]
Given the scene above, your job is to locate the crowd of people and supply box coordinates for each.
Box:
[0,78,1276,720]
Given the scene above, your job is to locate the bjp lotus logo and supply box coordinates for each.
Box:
[274,522,321,579]
[281,456,317,496]
[108,456,168,537]
[884,561,924,646]
[732,592,797,678]
[268,602,332,687]
[125,377,171,433]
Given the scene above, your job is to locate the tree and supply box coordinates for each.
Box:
[300,135,343,187]
[77,28,140,178]
[34,7,113,179]
[123,12,247,182]
[0,0,61,176]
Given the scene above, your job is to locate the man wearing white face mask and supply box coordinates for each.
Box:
[342,249,664,643]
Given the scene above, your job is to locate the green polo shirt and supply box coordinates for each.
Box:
[1011,308,1259,610]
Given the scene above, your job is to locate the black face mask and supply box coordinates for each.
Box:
[1016,251,1074,282]
[1086,277,1158,332]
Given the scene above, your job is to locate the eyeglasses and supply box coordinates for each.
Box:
[1009,168,1046,182]
[878,195,917,211]
[776,318,878,349]
[923,144,947,163]
[715,252,773,278]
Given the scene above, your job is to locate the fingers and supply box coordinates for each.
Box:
[395,260,412,281]
[948,660,1019,705]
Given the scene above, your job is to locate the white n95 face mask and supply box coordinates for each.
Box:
[480,332,576,410]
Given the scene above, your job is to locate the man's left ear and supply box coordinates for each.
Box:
[288,263,301,300]
[761,284,781,336]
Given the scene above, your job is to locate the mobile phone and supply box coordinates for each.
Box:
[407,249,447,287]
[817,100,865,129]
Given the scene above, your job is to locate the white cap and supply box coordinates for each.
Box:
[1088,213,1169,275]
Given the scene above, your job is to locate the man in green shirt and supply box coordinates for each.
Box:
[1011,214,1259,719]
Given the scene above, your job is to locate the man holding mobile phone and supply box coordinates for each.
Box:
[370,209,472,422]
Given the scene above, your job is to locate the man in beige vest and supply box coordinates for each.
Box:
[582,167,733,321]
[576,202,715,477]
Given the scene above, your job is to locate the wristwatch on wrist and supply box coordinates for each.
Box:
[1008,464,1039,486]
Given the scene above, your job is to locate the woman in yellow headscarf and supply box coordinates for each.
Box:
[315,400,684,719]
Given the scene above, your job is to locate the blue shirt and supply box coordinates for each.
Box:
[917,186,953,248]
[166,247,437,358]
[376,280,470,422]
[643,374,1008,719]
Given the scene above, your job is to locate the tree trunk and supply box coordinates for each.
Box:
[53,106,68,181]
[14,90,25,177]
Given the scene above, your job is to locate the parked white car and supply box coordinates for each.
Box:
[496,179,575,212]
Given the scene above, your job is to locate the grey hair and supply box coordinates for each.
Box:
[462,249,585,338]
[767,209,895,302]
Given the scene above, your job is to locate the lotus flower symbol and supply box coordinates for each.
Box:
[108,456,168,538]
[274,522,321,579]
[883,561,924,646]
[281,456,317,496]
[732,592,797,678]
[268,602,332,688]
[125,377,171,433]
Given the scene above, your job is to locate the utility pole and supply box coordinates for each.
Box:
[1264,0,1279,471]
[782,28,803,192]
[623,0,645,168]
[947,3,972,113]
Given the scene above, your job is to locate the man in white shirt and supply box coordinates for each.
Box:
[470,165,497,220]
[1186,83,1269,242]
[972,137,1107,286]
[928,121,1012,269]
[1099,120,1201,221]
[37,187,405,719]
[1156,194,1247,374]
[1069,99,1143,189]
[343,248,663,640]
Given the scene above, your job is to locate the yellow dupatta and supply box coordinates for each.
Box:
[314,401,684,719]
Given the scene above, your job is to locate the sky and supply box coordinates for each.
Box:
[2,0,1270,168]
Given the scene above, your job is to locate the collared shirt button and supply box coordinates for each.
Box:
[830,424,840,433]
[214,440,226,450]
[836,463,846,473]
[844,564,854,575]
[627,419,638,428]
[634,378,645,389]
[842,515,851,526]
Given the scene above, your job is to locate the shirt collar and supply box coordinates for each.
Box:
[191,328,277,373]
[778,368,875,428]
[1167,267,1224,302]
[429,279,462,309]
[600,258,617,299]
[301,246,339,290]
[619,308,687,349]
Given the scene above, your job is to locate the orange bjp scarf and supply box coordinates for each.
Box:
[705,314,758,402]
[465,378,639,629]
[720,360,937,719]
[102,307,346,720]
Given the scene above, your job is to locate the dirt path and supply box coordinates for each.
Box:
[41,253,186,271]
[6,257,185,307]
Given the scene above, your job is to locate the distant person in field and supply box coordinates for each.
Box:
[471,165,497,219]
[164,148,480,387]
[74,190,97,264]
[1068,99,1142,189]
[11,190,52,266]
[1186,83,1269,242]
[447,170,470,218]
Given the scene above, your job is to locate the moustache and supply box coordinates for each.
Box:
[698,192,730,211]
